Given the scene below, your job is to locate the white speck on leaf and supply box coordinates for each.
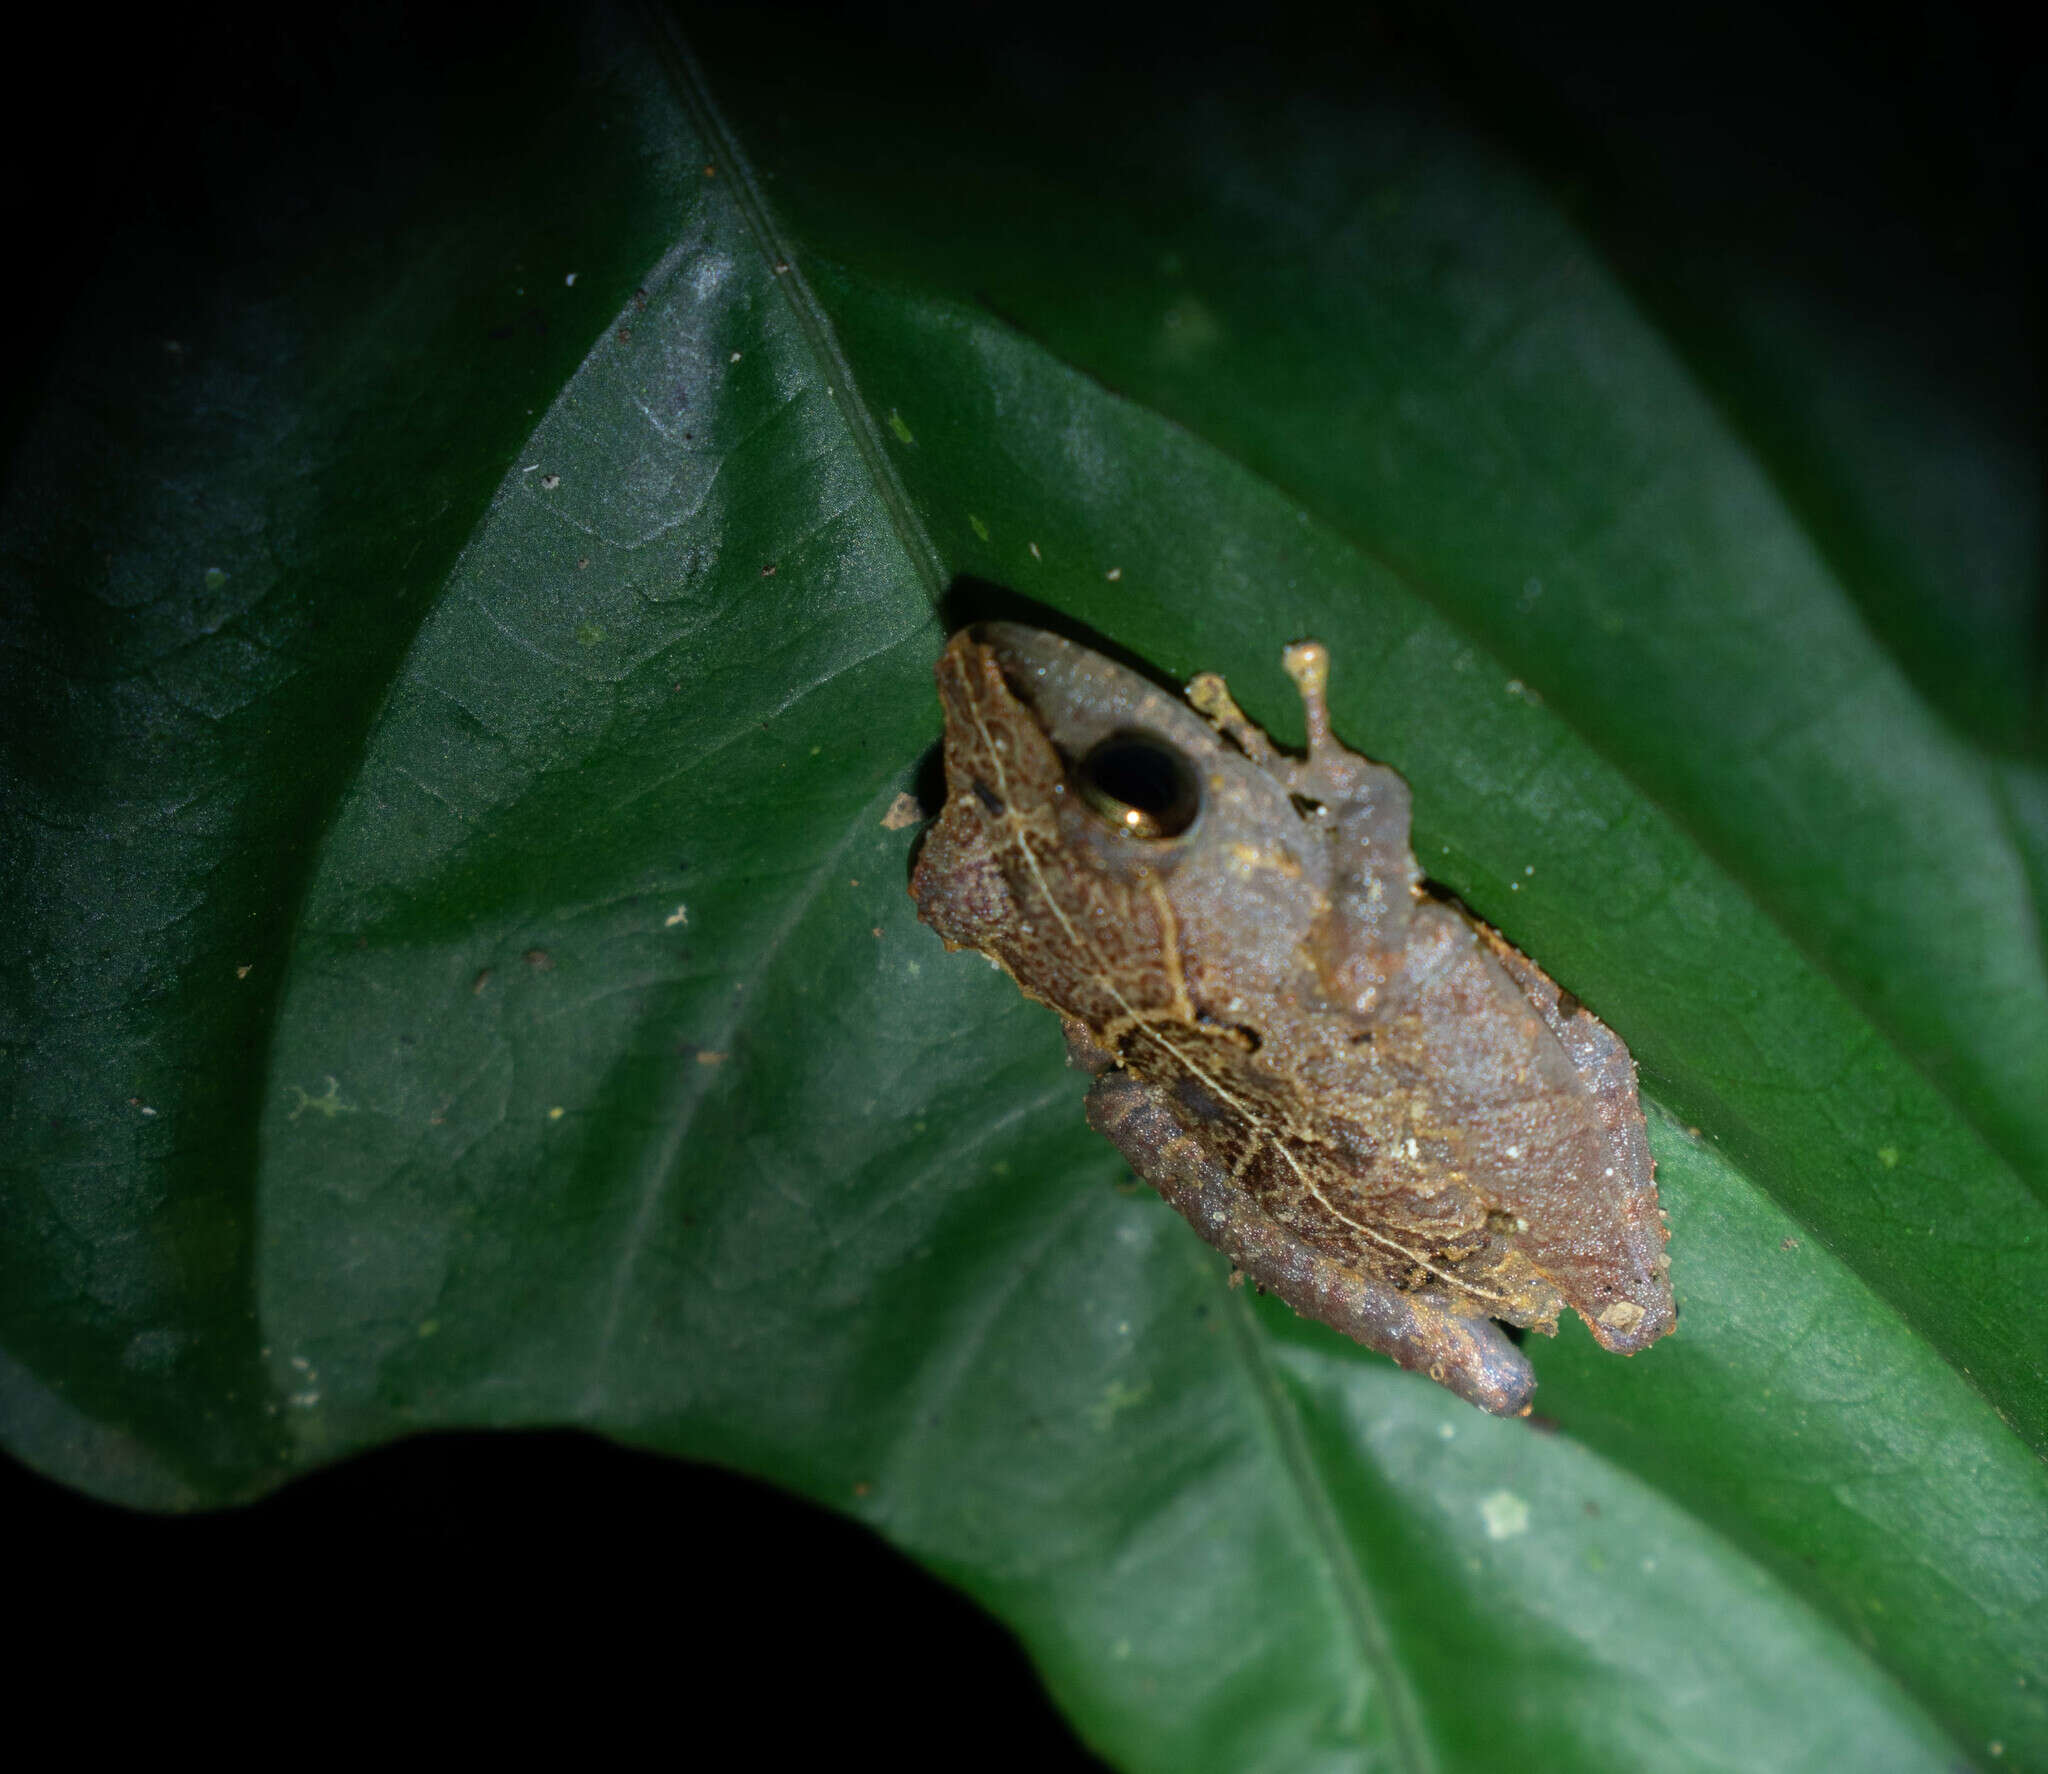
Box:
[1480,1491,1530,1541]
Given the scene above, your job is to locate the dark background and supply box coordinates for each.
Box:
[3,1434,1112,1764]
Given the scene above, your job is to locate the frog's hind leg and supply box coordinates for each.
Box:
[1471,927,1674,1355]
[1084,1069,1537,1416]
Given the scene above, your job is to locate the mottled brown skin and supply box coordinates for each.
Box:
[910,624,1673,1415]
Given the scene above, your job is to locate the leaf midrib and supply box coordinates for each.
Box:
[1219,1271,1435,1774]
[643,5,946,605]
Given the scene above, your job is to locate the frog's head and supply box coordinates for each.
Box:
[912,623,1404,1028]
[919,623,1271,890]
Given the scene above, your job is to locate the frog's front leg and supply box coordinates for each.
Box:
[1081,1068,1537,1417]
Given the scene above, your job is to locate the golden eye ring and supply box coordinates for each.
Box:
[1076,731,1201,840]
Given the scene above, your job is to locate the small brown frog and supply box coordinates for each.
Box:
[910,624,1673,1415]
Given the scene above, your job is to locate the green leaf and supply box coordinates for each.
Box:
[4,6,2041,1771]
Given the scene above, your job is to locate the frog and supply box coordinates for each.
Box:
[909,622,1673,1415]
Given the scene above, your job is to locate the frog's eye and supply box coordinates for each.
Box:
[1076,731,1201,840]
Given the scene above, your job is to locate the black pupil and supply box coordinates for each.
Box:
[1080,734,1198,836]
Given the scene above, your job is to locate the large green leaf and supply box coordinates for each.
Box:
[4,6,2042,1770]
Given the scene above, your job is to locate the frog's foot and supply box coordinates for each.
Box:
[1186,670,1280,764]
